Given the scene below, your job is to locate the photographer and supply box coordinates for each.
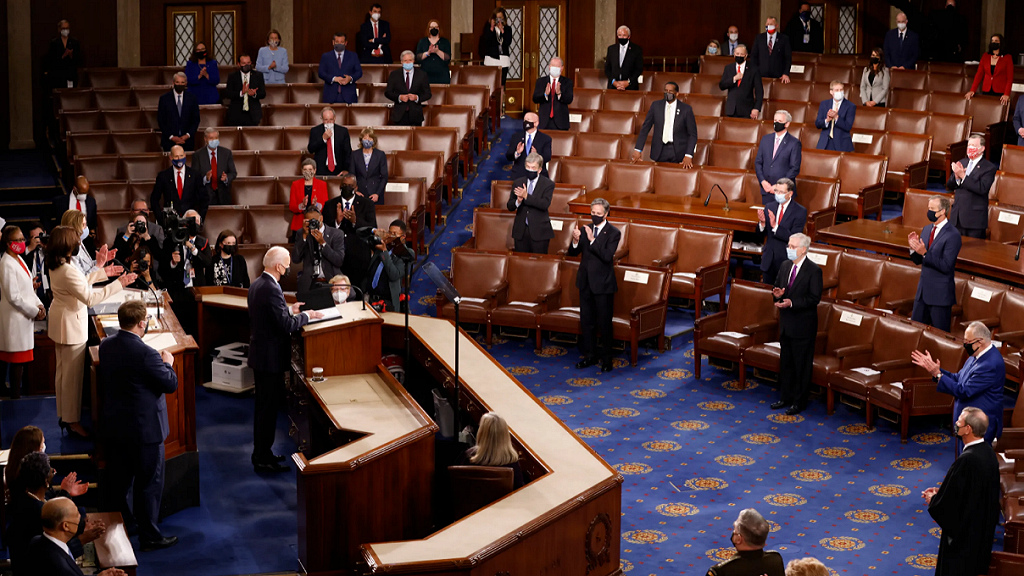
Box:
[364,219,411,313]
[126,246,161,291]
[21,222,50,304]
[113,213,161,268]
[163,209,211,334]
[116,201,165,249]
[292,206,344,294]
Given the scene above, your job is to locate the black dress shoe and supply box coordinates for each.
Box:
[575,357,598,369]
[770,400,788,410]
[271,453,287,463]
[601,361,613,373]
[141,536,178,551]
[253,459,289,473]
[785,405,805,416]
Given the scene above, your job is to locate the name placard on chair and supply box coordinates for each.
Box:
[839,311,863,326]
[624,270,649,284]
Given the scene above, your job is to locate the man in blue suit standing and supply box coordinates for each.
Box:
[1012,95,1024,146]
[908,195,961,332]
[319,33,362,104]
[757,178,806,285]
[99,300,179,551]
[755,110,802,205]
[883,12,919,70]
[815,81,856,152]
[157,72,200,151]
[912,321,1007,443]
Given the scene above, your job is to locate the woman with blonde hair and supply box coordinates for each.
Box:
[785,557,829,576]
[460,412,524,488]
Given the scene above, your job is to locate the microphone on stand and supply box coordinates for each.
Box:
[703,183,730,212]
[148,285,162,320]
[1015,230,1024,261]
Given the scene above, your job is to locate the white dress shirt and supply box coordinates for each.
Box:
[43,533,73,559]
[619,42,628,67]
[963,438,984,449]
[759,198,791,233]
[662,98,677,144]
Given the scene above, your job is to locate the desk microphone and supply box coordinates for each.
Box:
[148,285,162,320]
[703,184,730,212]
[348,285,367,311]
[1015,230,1024,261]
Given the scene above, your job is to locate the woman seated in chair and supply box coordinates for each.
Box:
[351,127,389,204]
[125,245,161,291]
[459,412,524,488]
[207,229,250,288]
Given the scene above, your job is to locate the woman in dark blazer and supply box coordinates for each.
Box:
[289,158,329,232]
[479,7,512,88]
[966,34,1014,104]
[206,229,250,288]
[184,41,221,105]
[351,127,389,204]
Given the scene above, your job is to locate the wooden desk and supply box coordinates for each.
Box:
[298,303,383,376]
[359,313,623,576]
[193,287,252,380]
[90,511,138,576]
[569,191,762,232]
[89,289,200,517]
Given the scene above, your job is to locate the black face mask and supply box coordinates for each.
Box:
[340,185,356,200]
[927,210,939,222]
[664,92,676,102]
[430,28,439,37]
[989,42,1000,53]
[173,85,186,94]
[240,65,252,73]
[869,57,879,65]
[591,215,604,226]
[195,51,207,59]
[523,121,534,131]
[222,245,236,255]
[963,341,976,355]
[526,169,538,180]
[617,38,629,46]
[773,121,786,133]
[734,55,745,65]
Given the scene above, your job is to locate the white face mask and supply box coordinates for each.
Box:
[832,90,844,102]
[549,66,561,78]
[371,12,381,21]
[323,121,333,129]
[269,40,279,48]
[76,193,87,202]
[332,289,350,304]
[61,29,70,38]
[896,22,907,31]
[729,33,739,42]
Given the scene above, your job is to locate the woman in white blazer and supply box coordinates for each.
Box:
[860,47,890,107]
[47,226,136,438]
[0,226,46,398]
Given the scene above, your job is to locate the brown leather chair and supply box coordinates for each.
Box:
[887,90,930,112]
[987,551,1024,576]
[103,109,149,131]
[120,154,166,181]
[445,85,490,126]
[358,65,388,84]
[124,68,164,87]
[899,189,943,229]
[591,111,638,135]
[600,91,644,113]
[264,104,309,127]
[286,84,322,106]
[812,302,879,389]
[836,152,887,220]
[991,172,1024,206]
[490,254,563,348]
[876,259,921,317]
[547,131,576,157]
[447,466,515,521]
[850,105,887,131]
[771,81,813,103]
[282,126,311,152]
[695,279,778,384]
[988,205,1024,244]
[967,96,1010,162]
[240,127,284,151]
[94,88,134,109]
[569,88,603,111]
[717,118,761,144]
[373,129,415,153]
[654,72,695,94]
[111,130,162,155]
[201,207,249,246]
[556,158,608,191]
[83,68,124,88]
[347,104,392,128]
[995,289,1024,350]
[76,155,122,181]
[574,69,608,90]
[833,250,885,306]
[953,278,1007,338]
[622,223,677,269]
[926,90,969,116]
[282,65,312,84]
[575,133,623,161]
[889,69,927,91]
[383,176,428,253]
[69,132,113,158]
[687,74,725,97]
[374,205,408,236]
[131,87,167,109]
[670,227,731,316]
[698,55,735,77]
[95,210,130,247]
[806,243,843,295]
[606,163,654,193]
[243,206,291,245]
[257,150,303,177]
[828,315,922,417]
[683,94,724,117]
[231,177,279,206]
[1001,145,1024,176]
[694,115,720,140]
[468,209,514,253]
[89,182,132,212]
[765,100,810,124]
[196,106,225,130]
[652,165,700,197]
[393,150,445,221]
[868,327,966,441]
[886,109,929,134]
[692,141,711,167]
[262,84,289,106]
[547,158,561,182]
[538,259,581,336]
[426,106,477,156]
[236,243,271,285]
[697,166,758,205]
[926,73,968,93]
[814,64,854,85]
[799,149,841,179]
[882,132,932,194]
[437,250,509,344]
[708,142,756,171]
[57,90,96,113]
[610,265,670,365]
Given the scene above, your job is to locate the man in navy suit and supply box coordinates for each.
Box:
[758,178,807,285]
[99,300,179,551]
[533,57,574,130]
[156,72,200,151]
[815,81,856,152]
[568,198,620,373]
[909,196,961,332]
[507,153,555,254]
[883,12,920,70]
[1014,95,1024,146]
[749,17,792,82]
[358,3,392,63]
[719,45,763,120]
[24,498,127,576]
[913,322,1007,443]
[319,33,363,104]
[248,247,323,472]
[150,145,208,222]
[946,134,997,239]
[769,232,822,415]
[505,112,552,180]
[755,111,802,205]
[632,82,698,167]
[605,26,643,90]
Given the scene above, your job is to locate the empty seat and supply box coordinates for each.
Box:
[120,154,166,181]
[96,210,132,246]
[490,254,563,348]
[574,68,608,90]
[556,158,607,191]
[991,171,1024,206]
[575,133,622,161]
[288,84,323,105]
[886,109,929,134]
[591,111,637,135]
[1001,145,1024,176]
[926,73,968,93]
[813,65,854,85]
[439,250,510,342]
[244,206,291,245]
[240,127,283,151]
[623,223,677,268]
[257,150,303,177]
[771,81,813,102]
[875,259,921,316]
[683,94,724,117]
[836,152,887,220]
[852,106,887,131]
[231,177,279,206]
[284,65,313,84]
[69,132,113,157]
[883,133,932,193]
[929,113,972,181]
[263,84,290,105]
[610,265,670,365]
[606,163,654,193]
[954,278,1007,338]
[348,104,392,127]
[283,126,313,151]
[85,69,125,88]
[833,251,884,305]
[547,131,575,157]
[232,151,259,178]
[800,149,842,179]
[694,115,719,140]
[652,165,700,197]
[57,90,96,112]
[76,156,121,181]
[123,68,164,87]
[652,72,696,94]
[201,207,249,247]
[568,88,603,111]
[197,106,226,130]
[89,182,132,212]
[64,110,105,133]
[695,279,778,382]
[887,90,930,111]
[111,130,162,154]
[264,104,309,127]
[929,91,969,116]
[708,142,756,171]
[717,118,761,144]
[601,91,645,113]
[889,70,927,91]
[94,88,134,109]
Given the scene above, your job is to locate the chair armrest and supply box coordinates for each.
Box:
[535,288,562,304]
[741,320,779,334]
[959,316,1000,329]
[871,358,914,371]
[822,278,839,291]
[1004,449,1024,461]
[630,300,666,317]
[485,281,509,299]
[858,183,885,208]
[903,160,930,189]
[614,248,629,263]
[995,428,1024,451]
[883,297,915,309]
[844,288,881,301]
[695,311,728,338]
[651,253,678,267]
[997,329,1024,340]
[693,260,730,292]
[833,344,873,358]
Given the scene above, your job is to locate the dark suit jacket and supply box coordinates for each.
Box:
[318,50,363,104]
[635,99,698,162]
[248,272,310,373]
[51,193,97,230]
[358,19,393,63]
[325,193,376,281]
[749,32,792,79]
[911,222,961,306]
[604,42,643,89]
[883,28,920,69]
[351,148,389,202]
[567,222,619,294]
[162,234,212,290]
[719,62,764,118]
[293,226,346,293]
[150,166,208,220]
[225,70,266,126]
[505,130,552,180]
[815,98,856,152]
[946,157,997,230]
[43,36,84,89]
[1014,96,1024,147]
[22,535,85,576]
[190,146,237,195]
[533,76,574,130]
[307,124,352,175]
[784,14,824,53]
[774,257,823,339]
[206,254,251,288]
[507,175,555,241]
[98,330,178,444]
[385,68,432,125]
[754,132,802,198]
[478,22,512,60]
[759,199,807,275]
[157,90,201,151]
[364,245,408,312]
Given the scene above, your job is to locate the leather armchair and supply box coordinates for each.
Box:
[491,254,563,349]
[437,250,510,344]
[695,280,778,384]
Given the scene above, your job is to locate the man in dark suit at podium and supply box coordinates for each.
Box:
[754,110,801,205]
[533,56,574,130]
[248,247,323,472]
[758,178,807,285]
[99,300,179,551]
[719,45,763,120]
[908,195,961,332]
[507,153,554,254]
[946,134,997,239]
[505,113,551,180]
[569,198,620,373]
[632,82,698,167]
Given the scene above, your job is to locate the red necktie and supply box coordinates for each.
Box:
[550,79,557,118]
[737,65,742,86]
[929,225,936,246]
[776,204,784,227]
[769,36,774,54]
[76,199,82,211]
[406,71,411,91]
[326,135,335,172]
[176,170,183,199]
[374,22,378,39]
[210,150,218,191]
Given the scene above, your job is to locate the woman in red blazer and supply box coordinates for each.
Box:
[289,159,328,233]
[966,34,1013,104]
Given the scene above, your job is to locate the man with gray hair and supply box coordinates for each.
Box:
[770,230,822,415]
[922,406,1000,575]
[946,133,996,239]
[705,508,784,576]
[507,152,554,254]
[912,321,1006,442]
[569,198,620,372]
[533,56,574,130]
[605,25,643,90]
[157,71,200,151]
[754,110,801,205]
[908,194,960,331]
[385,50,431,126]
[191,127,237,206]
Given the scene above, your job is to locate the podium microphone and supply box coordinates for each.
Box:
[347,285,367,311]
[1015,230,1024,261]
[704,184,730,212]
[148,285,162,320]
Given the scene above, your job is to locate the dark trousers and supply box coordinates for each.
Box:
[513,234,550,254]
[104,441,165,542]
[391,105,424,126]
[911,299,952,332]
[579,285,614,361]
[168,289,198,336]
[253,369,285,460]
[956,225,986,239]
[779,334,815,406]
[652,145,680,163]
[822,137,840,151]
[207,184,231,206]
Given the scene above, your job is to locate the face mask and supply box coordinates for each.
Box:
[617,37,629,46]
[549,66,561,78]
[76,193,87,202]
[61,29,70,38]
[137,260,150,272]
[786,247,798,261]
[964,341,976,355]
[775,192,788,204]
[208,139,219,150]
[334,44,345,52]
[523,121,535,131]
[526,169,538,180]
[362,139,374,149]
[773,121,786,132]
[371,12,381,21]
[172,158,186,168]
[80,226,89,241]
[269,40,279,48]
[832,90,844,102]
[967,146,981,159]
[340,185,356,199]
[281,265,291,278]
[800,11,810,20]
[708,46,719,55]
[323,121,334,129]
[989,42,1000,53]
[869,57,879,65]
[240,65,252,73]
[222,245,236,255]
[174,85,186,94]
[303,171,315,180]
[430,28,439,37]
[332,289,350,304]
[766,25,776,34]
[195,51,206,59]
[927,210,939,222]
[896,22,907,31]
[402,62,414,71]
[10,241,26,254]
[496,18,504,25]
[591,215,604,226]
[664,92,676,102]
[729,33,739,42]
[734,55,744,64]
[953,422,961,436]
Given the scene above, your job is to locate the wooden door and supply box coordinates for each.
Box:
[166,4,242,66]
[497,0,567,117]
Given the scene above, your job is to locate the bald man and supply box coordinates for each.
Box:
[150,145,208,223]
[533,56,574,130]
[24,498,126,576]
[52,175,97,231]
[505,112,552,180]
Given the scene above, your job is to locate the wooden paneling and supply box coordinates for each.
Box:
[139,0,271,66]
[566,0,596,70]
[0,0,9,149]
[292,1,451,64]
[615,0,760,63]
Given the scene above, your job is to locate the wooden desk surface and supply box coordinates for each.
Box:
[302,301,383,334]
[569,191,761,232]
[90,511,138,570]
[364,313,620,566]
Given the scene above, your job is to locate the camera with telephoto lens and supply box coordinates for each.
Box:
[164,208,198,244]
[131,220,148,235]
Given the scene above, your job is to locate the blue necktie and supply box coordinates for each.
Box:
[371,257,386,288]
[525,135,532,155]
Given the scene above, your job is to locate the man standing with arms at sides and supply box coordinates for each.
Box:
[769,232,822,416]
[720,45,763,120]
[248,247,323,472]
[604,26,642,90]
[507,153,554,254]
[749,17,791,83]
[754,111,801,206]
[908,195,961,332]
[922,407,1000,575]
[632,82,698,167]
[569,199,620,373]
